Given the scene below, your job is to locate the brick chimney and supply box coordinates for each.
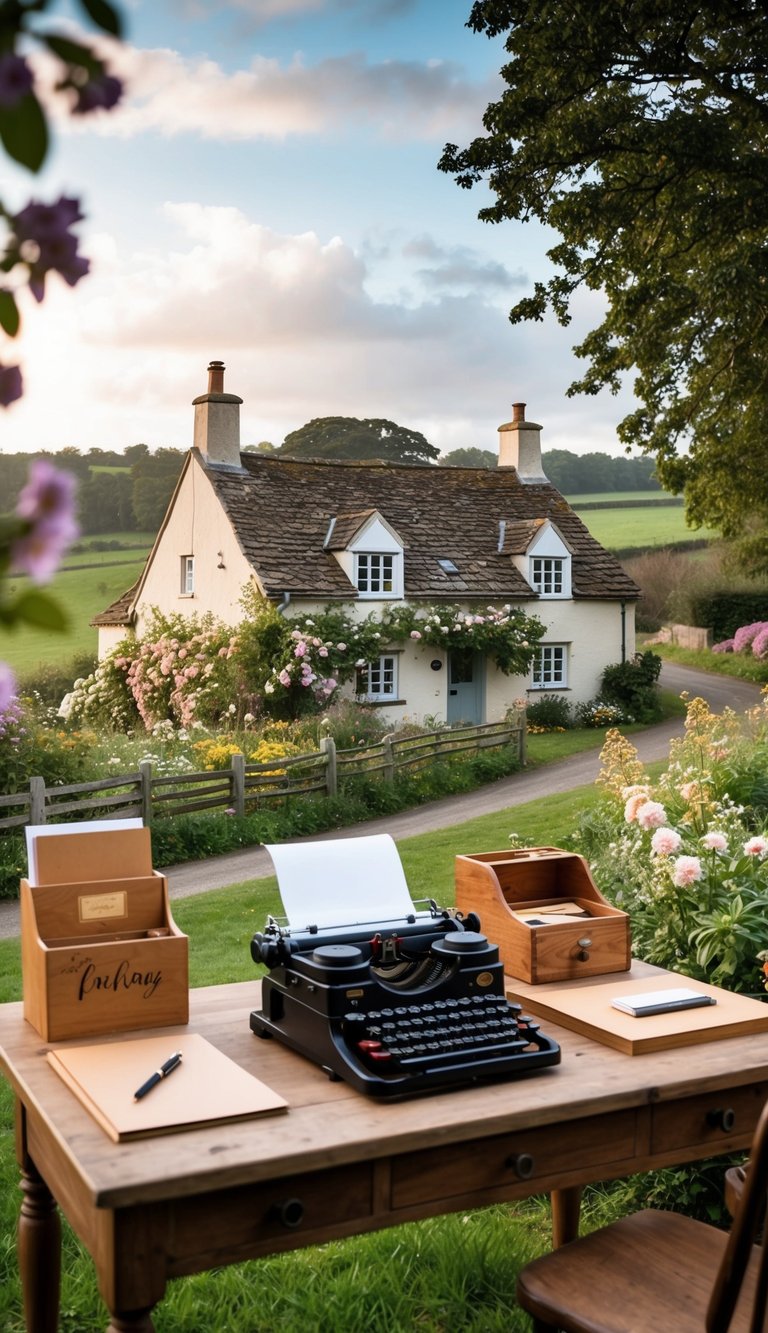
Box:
[497,402,548,482]
[192,360,243,468]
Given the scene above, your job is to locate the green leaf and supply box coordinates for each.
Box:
[0,289,19,337]
[10,589,69,632]
[42,34,99,71]
[0,92,48,172]
[78,0,124,38]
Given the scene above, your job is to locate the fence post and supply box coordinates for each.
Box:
[29,776,46,825]
[320,736,337,797]
[382,734,395,784]
[139,760,153,825]
[516,705,528,766]
[231,752,246,817]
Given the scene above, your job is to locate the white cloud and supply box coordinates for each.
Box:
[2,201,636,459]
[55,40,496,143]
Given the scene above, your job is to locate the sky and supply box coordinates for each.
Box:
[2,0,638,459]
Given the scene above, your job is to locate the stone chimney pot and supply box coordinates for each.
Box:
[498,401,548,482]
[192,360,244,468]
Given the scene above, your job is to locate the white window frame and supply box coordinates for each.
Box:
[531,643,568,689]
[355,552,395,596]
[530,555,565,597]
[356,654,398,701]
[181,555,195,596]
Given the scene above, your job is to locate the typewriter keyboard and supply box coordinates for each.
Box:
[341,993,539,1072]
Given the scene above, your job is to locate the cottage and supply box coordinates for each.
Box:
[93,362,639,725]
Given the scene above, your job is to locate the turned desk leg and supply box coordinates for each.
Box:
[107,1310,156,1332]
[550,1186,583,1248]
[18,1158,61,1333]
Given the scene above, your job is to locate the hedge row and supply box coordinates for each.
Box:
[690,592,768,642]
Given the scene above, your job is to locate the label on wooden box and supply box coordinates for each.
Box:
[79,891,128,923]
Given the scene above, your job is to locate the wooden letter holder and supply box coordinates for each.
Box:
[455,846,630,984]
[21,826,189,1041]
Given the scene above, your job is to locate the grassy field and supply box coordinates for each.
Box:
[567,489,672,505]
[574,503,717,550]
[3,544,151,675]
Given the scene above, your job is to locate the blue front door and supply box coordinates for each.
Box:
[447,649,483,724]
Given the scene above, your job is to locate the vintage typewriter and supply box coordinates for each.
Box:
[249,901,561,1099]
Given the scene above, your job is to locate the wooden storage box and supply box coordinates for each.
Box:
[21,826,188,1041]
[455,846,630,984]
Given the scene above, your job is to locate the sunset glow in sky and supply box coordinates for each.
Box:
[2,0,636,457]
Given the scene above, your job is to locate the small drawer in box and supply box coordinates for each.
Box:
[455,846,630,984]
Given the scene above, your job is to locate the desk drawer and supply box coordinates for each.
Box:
[651,1082,768,1155]
[167,1163,373,1271]
[391,1110,638,1210]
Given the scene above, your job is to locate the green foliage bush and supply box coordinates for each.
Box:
[600,651,662,722]
[691,591,768,642]
[525,694,572,730]
[0,698,91,795]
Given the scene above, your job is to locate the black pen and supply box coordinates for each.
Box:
[133,1051,182,1101]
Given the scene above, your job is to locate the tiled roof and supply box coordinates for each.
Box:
[206,453,639,602]
[91,581,139,626]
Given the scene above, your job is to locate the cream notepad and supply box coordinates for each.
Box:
[48,1032,287,1141]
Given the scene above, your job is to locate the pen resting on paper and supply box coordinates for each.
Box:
[133,1050,182,1101]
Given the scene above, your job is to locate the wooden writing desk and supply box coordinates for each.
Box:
[2,975,768,1332]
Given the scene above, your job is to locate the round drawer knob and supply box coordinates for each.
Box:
[506,1152,535,1180]
[707,1107,736,1133]
[272,1197,305,1229]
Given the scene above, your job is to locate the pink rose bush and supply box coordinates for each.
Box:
[576,694,768,992]
[713,621,768,658]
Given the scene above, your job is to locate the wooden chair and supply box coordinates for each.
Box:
[516,1098,768,1332]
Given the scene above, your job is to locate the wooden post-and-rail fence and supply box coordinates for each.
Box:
[0,716,525,832]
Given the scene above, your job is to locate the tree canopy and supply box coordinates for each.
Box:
[439,446,498,468]
[439,1,768,569]
[280,416,439,464]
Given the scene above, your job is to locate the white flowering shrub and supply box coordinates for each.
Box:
[571,693,768,992]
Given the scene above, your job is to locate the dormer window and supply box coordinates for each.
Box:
[356,552,394,595]
[531,556,565,596]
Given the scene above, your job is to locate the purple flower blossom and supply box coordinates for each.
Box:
[0,53,33,107]
[70,72,123,115]
[11,460,79,581]
[0,361,23,406]
[12,197,89,302]
[0,663,16,715]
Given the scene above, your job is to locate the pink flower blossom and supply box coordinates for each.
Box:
[624,789,651,823]
[410,630,422,640]
[671,855,703,887]
[744,836,768,858]
[336,642,347,652]
[294,642,307,657]
[636,800,667,831]
[701,832,728,852]
[650,827,682,856]
[679,782,700,802]
[278,669,291,687]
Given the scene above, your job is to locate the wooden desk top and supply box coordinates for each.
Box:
[2,969,768,1212]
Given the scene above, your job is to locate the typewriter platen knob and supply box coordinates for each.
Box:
[312,944,364,967]
[433,930,489,955]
